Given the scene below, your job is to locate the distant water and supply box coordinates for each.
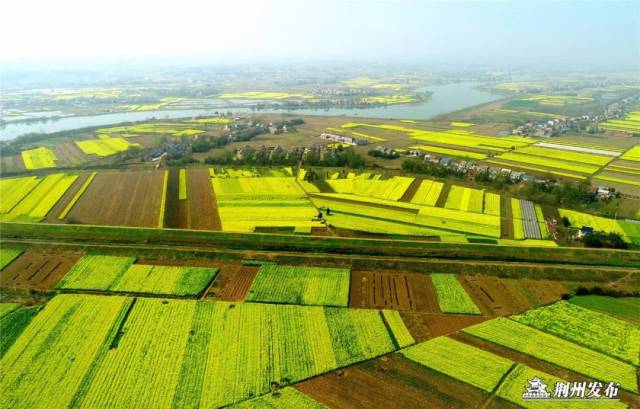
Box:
[0,82,501,141]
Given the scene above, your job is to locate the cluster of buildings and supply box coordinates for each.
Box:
[511,95,640,138]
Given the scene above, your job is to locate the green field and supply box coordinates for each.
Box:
[569,295,640,326]
[0,295,132,409]
[21,147,58,169]
[76,135,141,157]
[1,173,77,221]
[382,310,415,348]
[445,185,485,213]
[0,307,38,358]
[558,209,631,242]
[0,295,408,408]
[431,274,481,315]
[409,179,444,206]
[247,264,350,307]
[57,255,218,296]
[495,152,601,175]
[0,303,20,318]
[214,176,321,232]
[326,176,414,201]
[511,301,640,365]
[0,248,22,270]
[0,177,41,213]
[463,318,638,392]
[312,196,501,238]
[400,336,513,392]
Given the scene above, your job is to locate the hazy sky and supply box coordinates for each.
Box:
[2,0,638,68]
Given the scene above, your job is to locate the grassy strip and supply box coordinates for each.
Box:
[58,172,97,220]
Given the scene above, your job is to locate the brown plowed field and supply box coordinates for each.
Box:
[65,170,164,227]
[46,173,90,222]
[452,333,640,408]
[349,271,440,312]
[520,279,568,306]
[163,168,180,228]
[54,142,86,167]
[399,312,489,343]
[0,251,81,290]
[208,264,258,301]
[460,275,534,316]
[188,168,220,230]
[296,354,517,409]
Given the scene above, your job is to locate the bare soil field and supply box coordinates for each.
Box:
[46,173,90,222]
[208,264,258,301]
[65,170,164,227]
[349,271,439,312]
[53,142,86,167]
[460,275,534,316]
[399,312,489,343]
[0,250,81,290]
[188,168,220,230]
[163,168,180,228]
[0,154,25,173]
[519,279,568,306]
[452,332,640,408]
[296,353,516,409]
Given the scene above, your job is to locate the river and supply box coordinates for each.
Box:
[0,82,501,141]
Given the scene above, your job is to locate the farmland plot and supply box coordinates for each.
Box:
[297,353,497,409]
[0,176,40,213]
[460,275,535,316]
[1,251,81,290]
[0,248,22,270]
[326,176,414,201]
[444,186,484,213]
[431,274,481,315]
[569,295,640,326]
[64,170,165,227]
[21,147,57,169]
[0,307,38,358]
[0,294,131,409]
[78,298,196,409]
[400,336,514,392]
[349,271,440,312]
[58,255,218,296]
[510,301,640,366]
[462,318,638,392]
[409,179,444,206]
[247,264,350,307]
[1,173,77,221]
